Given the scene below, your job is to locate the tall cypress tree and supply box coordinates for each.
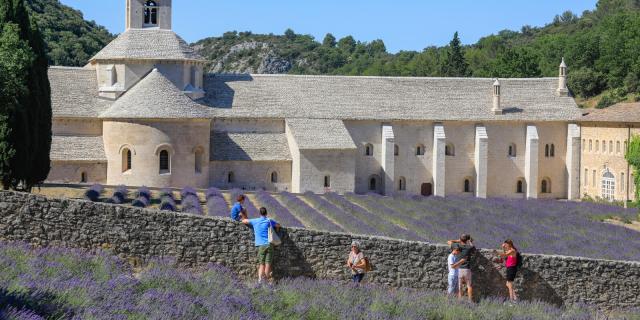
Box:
[0,0,51,191]
[441,32,469,77]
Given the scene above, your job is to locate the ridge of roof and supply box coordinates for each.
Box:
[210,73,560,82]
[99,69,210,119]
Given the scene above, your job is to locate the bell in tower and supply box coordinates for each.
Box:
[126,0,172,30]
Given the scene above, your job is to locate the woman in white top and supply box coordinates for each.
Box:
[346,241,367,283]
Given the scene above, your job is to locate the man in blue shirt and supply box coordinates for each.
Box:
[242,207,280,284]
[230,194,247,221]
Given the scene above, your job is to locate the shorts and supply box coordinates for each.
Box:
[352,273,365,283]
[257,245,274,265]
[447,273,458,294]
[458,269,472,289]
[506,267,518,282]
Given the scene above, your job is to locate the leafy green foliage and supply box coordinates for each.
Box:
[626,135,640,203]
[441,32,468,77]
[24,0,114,66]
[0,0,51,191]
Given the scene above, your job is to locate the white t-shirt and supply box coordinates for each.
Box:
[448,253,458,276]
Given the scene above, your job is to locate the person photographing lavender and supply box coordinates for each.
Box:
[495,239,521,301]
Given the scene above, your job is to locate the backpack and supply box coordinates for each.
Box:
[516,252,523,269]
[267,219,281,246]
[363,257,373,272]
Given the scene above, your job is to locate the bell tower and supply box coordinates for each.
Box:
[126,0,172,30]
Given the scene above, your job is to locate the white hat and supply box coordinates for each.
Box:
[351,241,361,248]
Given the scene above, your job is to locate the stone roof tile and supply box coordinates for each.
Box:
[211,132,291,161]
[49,67,111,118]
[286,119,356,150]
[50,136,106,161]
[579,103,640,123]
[90,29,205,62]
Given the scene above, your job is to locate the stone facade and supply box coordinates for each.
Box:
[0,191,638,311]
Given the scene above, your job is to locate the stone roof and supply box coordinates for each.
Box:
[202,74,581,121]
[90,29,205,62]
[286,119,357,150]
[49,67,112,118]
[579,103,640,123]
[50,136,106,161]
[100,69,211,119]
[211,132,291,161]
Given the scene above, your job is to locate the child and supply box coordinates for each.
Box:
[447,245,461,296]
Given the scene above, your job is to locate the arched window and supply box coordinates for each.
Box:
[550,144,555,157]
[445,143,455,156]
[584,168,589,187]
[589,140,592,152]
[365,144,374,156]
[516,179,525,194]
[541,178,551,194]
[398,177,406,191]
[324,175,331,188]
[617,141,621,154]
[545,144,550,157]
[621,172,625,192]
[122,148,132,172]
[227,172,235,184]
[159,150,170,173]
[592,170,596,187]
[464,179,472,193]
[394,145,399,156]
[609,141,614,153]
[144,1,158,26]
[508,143,517,157]
[596,140,599,152]
[416,144,426,156]
[582,139,586,151]
[271,171,278,183]
[369,176,378,191]
[602,170,615,201]
[80,172,87,183]
[194,149,203,174]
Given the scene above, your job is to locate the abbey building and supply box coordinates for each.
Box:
[46,0,636,202]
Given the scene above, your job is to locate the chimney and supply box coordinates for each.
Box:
[492,79,502,115]
[557,57,569,96]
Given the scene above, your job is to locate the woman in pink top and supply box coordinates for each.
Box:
[496,239,519,301]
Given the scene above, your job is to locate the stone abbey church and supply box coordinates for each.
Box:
[47,0,639,203]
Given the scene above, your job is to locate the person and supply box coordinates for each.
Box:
[448,234,476,301]
[230,194,247,221]
[241,207,280,284]
[495,239,519,301]
[346,241,367,283]
[447,245,461,296]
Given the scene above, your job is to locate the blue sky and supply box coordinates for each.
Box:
[60,0,598,53]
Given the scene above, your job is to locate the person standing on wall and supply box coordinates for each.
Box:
[448,234,476,302]
[346,241,368,283]
[495,239,521,301]
[230,194,248,221]
[242,207,280,284]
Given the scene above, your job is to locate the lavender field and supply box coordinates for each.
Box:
[77,185,640,261]
[2,242,635,320]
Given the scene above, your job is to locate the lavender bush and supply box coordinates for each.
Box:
[205,187,224,201]
[0,241,624,320]
[180,187,198,200]
[205,188,228,217]
[160,197,177,212]
[182,194,203,215]
[279,192,344,232]
[105,185,128,204]
[159,188,175,201]
[83,184,103,202]
[132,196,150,208]
[303,192,378,235]
[254,191,304,227]
[135,186,152,202]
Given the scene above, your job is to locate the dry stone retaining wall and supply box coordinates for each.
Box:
[0,191,638,310]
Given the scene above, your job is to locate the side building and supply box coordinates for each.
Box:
[579,103,639,203]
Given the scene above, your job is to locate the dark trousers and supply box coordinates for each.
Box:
[352,273,365,283]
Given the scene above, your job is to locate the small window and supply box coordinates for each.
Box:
[582,139,586,151]
[365,144,374,156]
[394,145,399,156]
[621,172,625,191]
[398,177,406,191]
[516,179,524,194]
[445,143,455,156]
[159,150,170,173]
[617,141,621,154]
[584,168,589,187]
[550,144,555,157]
[369,177,377,191]
[324,175,331,188]
[508,144,517,157]
[541,178,551,194]
[545,144,550,157]
[80,172,87,183]
[271,171,278,183]
[122,148,132,172]
[624,141,628,152]
[194,149,203,174]
[416,144,426,156]
[589,140,592,152]
[464,179,472,193]
[609,141,614,154]
[144,0,158,26]
[596,140,599,152]
[228,172,235,184]
[592,170,596,187]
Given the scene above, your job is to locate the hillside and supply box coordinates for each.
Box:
[193,0,640,107]
[25,0,114,66]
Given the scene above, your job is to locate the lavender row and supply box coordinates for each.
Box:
[279,192,344,232]
[206,187,229,217]
[254,191,304,227]
[303,192,378,235]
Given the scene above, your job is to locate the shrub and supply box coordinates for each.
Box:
[132,196,150,208]
[181,187,198,200]
[160,188,175,201]
[206,195,228,217]
[568,67,606,98]
[205,187,223,201]
[112,185,128,204]
[596,93,618,109]
[135,186,152,202]
[160,198,177,212]
[182,194,203,215]
[83,184,103,202]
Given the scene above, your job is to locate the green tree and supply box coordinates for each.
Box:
[491,47,542,78]
[0,0,52,191]
[568,67,607,97]
[284,28,296,40]
[441,32,468,77]
[322,33,336,47]
[337,36,356,54]
[625,135,640,204]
